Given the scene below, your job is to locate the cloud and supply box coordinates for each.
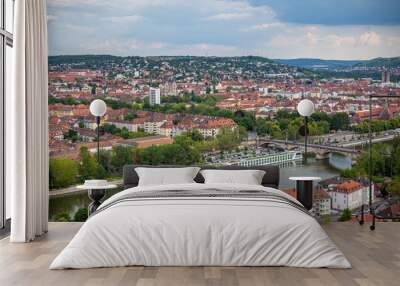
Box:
[63,24,95,33]
[78,38,239,56]
[47,0,400,59]
[205,13,251,21]
[241,22,284,31]
[259,25,400,59]
[103,15,143,24]
[203,0,275,21]
[359,31,381,46]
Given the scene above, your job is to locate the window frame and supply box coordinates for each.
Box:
[0,0,14,231]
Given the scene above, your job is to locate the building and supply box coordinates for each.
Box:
[328,180,369,210]
[144,121,165,134]
[282,188,331,217]
[149,87,161,106]
[197,118,237,138]
[159,121,173,137]
[382,70,390,83]
[161,81,177,96]
[319,176,375,210]
[312,188,331,217]
[76,128,97,142]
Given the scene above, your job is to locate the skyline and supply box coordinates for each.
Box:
[47,0,400,60]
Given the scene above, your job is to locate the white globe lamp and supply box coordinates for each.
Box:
[90,99,107,117]
[89,99,107,162]
[297,99,314,164]
[297,99,314,117]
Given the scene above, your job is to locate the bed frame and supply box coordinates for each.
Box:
[122,165,280,189]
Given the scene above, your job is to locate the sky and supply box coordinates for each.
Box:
[47,0,400,60]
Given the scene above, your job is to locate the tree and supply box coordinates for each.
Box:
[216,127,241,150]
[110,145,134,173]
[330,112,350,131]
[339,208,352,222]
[311,112,330,123]
[63,129,78,142]
[340,168,359,179]
[255,118,269,136]
[124,113,137,121]
[73,208,88,222]
[49,158,79,189]
[387,178,400,197]
[53,212,71,222]
[137,134,201,166]
[185,129,204,142]
[98,149,113,174]
[238,126,248,141]
[78,147,105,181]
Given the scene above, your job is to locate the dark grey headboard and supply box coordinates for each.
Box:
[123,165,280,189]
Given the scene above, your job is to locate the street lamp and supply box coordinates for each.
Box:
[90,99,107,162]
[297,99,315,163]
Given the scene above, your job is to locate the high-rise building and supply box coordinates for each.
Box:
[149,87,161,106]
[382,70,390,83]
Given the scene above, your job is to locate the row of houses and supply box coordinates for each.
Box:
[106,112,237,139]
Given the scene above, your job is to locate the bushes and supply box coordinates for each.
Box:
[73,208,88,222]
[53,208,88,222]
[339,209,352,222]
[78,147,107,181]
[53,212,70,222]
[49,158,79,189]
[109,145,135,173]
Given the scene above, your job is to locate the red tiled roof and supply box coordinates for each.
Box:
[336,180,361,194]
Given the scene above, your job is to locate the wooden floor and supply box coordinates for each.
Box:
[0,222,399,286]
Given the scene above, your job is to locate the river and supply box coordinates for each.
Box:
[49,153,352,220]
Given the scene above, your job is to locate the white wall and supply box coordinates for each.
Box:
[330,189,363,210]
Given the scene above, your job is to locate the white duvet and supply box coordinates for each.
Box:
[50,183,351,269]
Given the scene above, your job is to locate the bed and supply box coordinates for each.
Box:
[50,165,351,269]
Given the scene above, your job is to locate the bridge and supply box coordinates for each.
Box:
[257,139,360,154]
[340,134,396,148]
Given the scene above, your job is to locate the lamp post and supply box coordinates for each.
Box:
[89,99,107,162]
[297,99,315,164]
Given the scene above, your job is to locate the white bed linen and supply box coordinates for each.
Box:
[50,183,351,269]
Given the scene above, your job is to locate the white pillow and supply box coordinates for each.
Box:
[200,169,266,185]
[136,167,201,186]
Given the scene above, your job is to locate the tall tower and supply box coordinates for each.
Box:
[382,70,390,83]
[149,87,161,106]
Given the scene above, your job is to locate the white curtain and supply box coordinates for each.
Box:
[8,0,49,242]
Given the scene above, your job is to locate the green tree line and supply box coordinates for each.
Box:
[49,127,244,189]
[341,136,400,197]
[255,111,350,140]
[353,118,400,134]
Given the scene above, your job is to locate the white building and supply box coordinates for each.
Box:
[144,121,165,134]
[149,87,161,106]
[319,177,375,211]
[107,120,140,132]
[312,189,331,217]
[329,180,370,210]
